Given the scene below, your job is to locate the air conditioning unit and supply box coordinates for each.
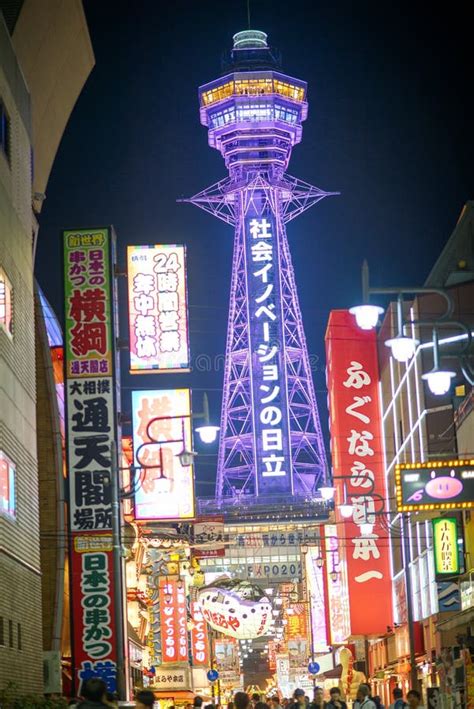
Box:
[43,651,62,694]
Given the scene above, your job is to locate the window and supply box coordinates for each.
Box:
[0,451,16,518]
[0,617,4,646]
[17,623,21,650]
[273,79,305,102]
[8,620,13,648]
[0,268,13,337]
[0,100,11,163]
[202,81,234,106]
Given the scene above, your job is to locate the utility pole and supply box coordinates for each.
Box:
[402,513,419,690]
[111,441,127,699]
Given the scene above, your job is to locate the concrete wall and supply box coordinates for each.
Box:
[0,13,43,692]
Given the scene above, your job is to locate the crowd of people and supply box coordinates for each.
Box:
[71,679,424,709]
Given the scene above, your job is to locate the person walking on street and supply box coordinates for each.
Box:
[389,688,407,709]
[77,679,109,709]
[310,687,326,709]
[353,685,376,709]
[289,689,307,709]
[406,691,424,709]
[326,687,347,709]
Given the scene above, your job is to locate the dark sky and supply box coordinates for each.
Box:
[35,0,474,495]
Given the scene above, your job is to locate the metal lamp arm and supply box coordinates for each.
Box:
[362,260,454,320]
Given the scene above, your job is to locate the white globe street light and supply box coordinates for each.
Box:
[422,368,456,396]
[319,486,336,501]
[195,425,220,444]
[339,503,354,519]
[349,304,384,331]
[385,335,419,362]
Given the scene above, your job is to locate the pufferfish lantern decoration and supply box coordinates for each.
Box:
[197,578,273,639]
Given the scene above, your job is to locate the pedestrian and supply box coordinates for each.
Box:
[77,678,109,709]
[255,702,270,709]
[310,687,326,709]
[373,698,384,709]
[353,685,375,709]
[252,695,262,707]
[326,687,347,709]
[104,693,119,708]
[227,702,235,709]
[406,691,424,709]
[389,689,406,709]
[289,689,307,709]
[235,693,251,709]
[194,699,204,709]
[135,690,155,709]
[270,697,282,709]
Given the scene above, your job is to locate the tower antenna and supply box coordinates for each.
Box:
[246,0,251,29]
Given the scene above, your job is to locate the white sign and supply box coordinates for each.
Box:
[152,666,191,691]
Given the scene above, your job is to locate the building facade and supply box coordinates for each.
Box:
[369,203,474,702]
[0,0,94,692]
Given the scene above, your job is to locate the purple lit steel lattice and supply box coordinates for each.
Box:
[182,30,338,503]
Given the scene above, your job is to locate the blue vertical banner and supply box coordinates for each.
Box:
[244,206,292,495]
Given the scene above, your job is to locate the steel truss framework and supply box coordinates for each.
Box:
[185,173,337,503]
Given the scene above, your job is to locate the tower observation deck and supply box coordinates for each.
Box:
[185,31,337,520]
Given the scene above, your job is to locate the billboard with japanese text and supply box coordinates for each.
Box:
[244,213,292,494]
[190,601,209,667]
[193,517,225,558]
[395,459,474,511]
[127,245,190,373]
[325,310,393,635]
[159,578,188,663]
[324,525,351,644]
[433,517,461,576]
[71,534,117,693]
[63,228,118,532]
[305,546,329,653]
[132,388,195,520]
[63,228,120,692]
[63,229,113,378]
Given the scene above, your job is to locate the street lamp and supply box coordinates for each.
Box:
[351,260,474,395]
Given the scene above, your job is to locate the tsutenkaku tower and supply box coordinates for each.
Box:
[186,30,337,503]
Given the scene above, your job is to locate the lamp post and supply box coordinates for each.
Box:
[109,402,218,698]
[320,474,420,689]
[349,260,474,393]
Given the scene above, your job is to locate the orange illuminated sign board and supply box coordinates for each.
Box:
[395,460,474,512]
[127,245,190,374]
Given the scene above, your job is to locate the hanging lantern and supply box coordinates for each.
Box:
[197,578,273,639]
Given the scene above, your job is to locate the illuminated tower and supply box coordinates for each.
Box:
[186,31,336,504]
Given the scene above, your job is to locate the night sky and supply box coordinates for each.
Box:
[35,0,474,495]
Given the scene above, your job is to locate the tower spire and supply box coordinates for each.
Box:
[184,32,338,516]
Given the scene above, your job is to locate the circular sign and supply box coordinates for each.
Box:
[308,661,320,675]
[207,669,219,682]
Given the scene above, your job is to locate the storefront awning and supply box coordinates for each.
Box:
[151,691,195,699]
[436,606,474,631]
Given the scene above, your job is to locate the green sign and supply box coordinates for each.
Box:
[432,517,460,576]
[63,228,113,378]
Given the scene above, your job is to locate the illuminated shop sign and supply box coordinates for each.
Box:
[325,310,393,636]
[131,388,195,520]
[432,517,460,576]
[395,460,474,511]
[245,214,292,493]
[127,244,190,374]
